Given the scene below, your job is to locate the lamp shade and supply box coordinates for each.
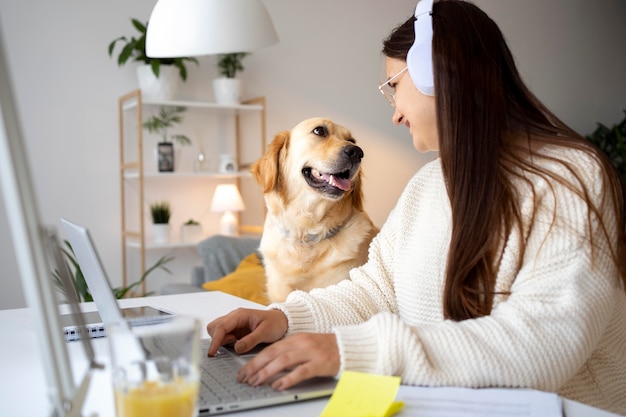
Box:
[210,184,245,213]
[146,0,279,58]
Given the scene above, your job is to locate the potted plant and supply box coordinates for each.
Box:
[143,106,192,172]
[213,53,248,105]
[585,109,626,187]
[150,200,171,244]
[108,18,198,100]
[181,218,203,243]
[54,240,174,301]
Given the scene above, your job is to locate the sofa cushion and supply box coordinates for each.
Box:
[202,252,269,305]
[197,235,261,283]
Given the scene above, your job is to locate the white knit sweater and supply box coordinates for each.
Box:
[271,149,626,415]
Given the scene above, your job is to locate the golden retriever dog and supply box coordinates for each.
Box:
[251,117,379,303]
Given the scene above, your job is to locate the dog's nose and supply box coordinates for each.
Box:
[343,145,364,162]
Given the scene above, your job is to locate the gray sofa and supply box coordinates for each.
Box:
[160,235,261,295]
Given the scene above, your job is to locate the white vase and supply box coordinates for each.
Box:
[136,64,179,101]
[152,223,170,244]
[181,224,203,243]
[213,77,241,105]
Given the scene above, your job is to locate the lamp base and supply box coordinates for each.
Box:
[219,211,239,236]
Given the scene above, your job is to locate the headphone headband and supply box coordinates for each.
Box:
[407,0,435,96]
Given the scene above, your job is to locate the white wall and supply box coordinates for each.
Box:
[0,0,624,309]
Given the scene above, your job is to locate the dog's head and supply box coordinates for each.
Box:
[251,117,365,209]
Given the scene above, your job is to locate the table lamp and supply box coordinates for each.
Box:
[146,0,279,57]
[211,183,246,236]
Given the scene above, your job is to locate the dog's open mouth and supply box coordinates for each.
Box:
[302,167,353,197]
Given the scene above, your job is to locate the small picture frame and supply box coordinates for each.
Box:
[157,142,174,172]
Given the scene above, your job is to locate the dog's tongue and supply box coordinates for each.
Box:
[322,173,351,191]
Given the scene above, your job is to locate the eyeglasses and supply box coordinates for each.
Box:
[378,66,408,107]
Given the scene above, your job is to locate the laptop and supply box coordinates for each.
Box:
[60,218,337,415]
[59,218,173,341]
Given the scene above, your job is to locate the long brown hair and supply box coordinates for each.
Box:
[383,0,625,321]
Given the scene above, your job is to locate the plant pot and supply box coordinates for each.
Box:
[157,142,175,172]
[181,224,203,244]
[213,77,241,105]
[136,64,179,101]
[152,223,170,244]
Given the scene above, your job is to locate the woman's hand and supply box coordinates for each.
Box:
[206,308,288,356]
[237,332,340,390]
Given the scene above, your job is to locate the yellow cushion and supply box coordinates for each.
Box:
[202,252,269,305]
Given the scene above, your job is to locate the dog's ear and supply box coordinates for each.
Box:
[251,131,289,193]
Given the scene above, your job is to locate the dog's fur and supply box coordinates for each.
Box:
[251,117,379,303]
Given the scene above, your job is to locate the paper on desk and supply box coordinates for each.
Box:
[396,385,562,417]
[320,371,404,417]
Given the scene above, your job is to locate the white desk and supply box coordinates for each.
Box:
[0,291,619,417]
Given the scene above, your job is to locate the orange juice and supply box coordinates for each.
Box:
[115,378,199,417]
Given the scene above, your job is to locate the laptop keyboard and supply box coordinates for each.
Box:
[198,344,282,404]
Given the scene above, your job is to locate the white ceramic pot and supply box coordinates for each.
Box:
[181,224,203,243]
[213,77,241,105]
[136,64,179,101]
[152,223,170,244]
[219,154,238,173]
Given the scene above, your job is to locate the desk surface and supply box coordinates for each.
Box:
[0,291,619,417]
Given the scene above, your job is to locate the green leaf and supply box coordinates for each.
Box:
[171,134,192,146]
[119,43,134,65]
[151,60,160,78]
[131,19,147,34]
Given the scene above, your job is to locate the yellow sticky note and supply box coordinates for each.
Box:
[320,371,404,417]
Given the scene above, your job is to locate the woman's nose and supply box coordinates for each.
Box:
[392,109,404,125]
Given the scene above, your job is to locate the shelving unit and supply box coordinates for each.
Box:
[118,90,266,292]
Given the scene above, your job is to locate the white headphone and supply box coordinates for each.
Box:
[407,0,435,96]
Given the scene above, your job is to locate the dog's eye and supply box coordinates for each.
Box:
[347,138,356,144]
[312,126,328,137]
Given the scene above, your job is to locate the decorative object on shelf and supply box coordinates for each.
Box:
[142,106,191,172]
[145,0,278,103]
[150,200,171,243]
[181,219,203,243]
[156,142,174,172]
[53,240,173,301]
[107,18,198,100]
[219,153,238,173]
[214,53,248,104]
[585,109,626,187]
[210,184,245,236]
[194,148,208,172]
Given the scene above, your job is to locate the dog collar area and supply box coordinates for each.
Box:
[279,223,343,244]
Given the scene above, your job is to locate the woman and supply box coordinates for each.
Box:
[207,0,626,414]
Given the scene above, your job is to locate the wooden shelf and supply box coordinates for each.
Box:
[123,171,253,180]
[121,97,263,113]
[118,90,266,292]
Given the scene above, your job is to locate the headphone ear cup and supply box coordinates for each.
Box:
[407,0,435,96]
